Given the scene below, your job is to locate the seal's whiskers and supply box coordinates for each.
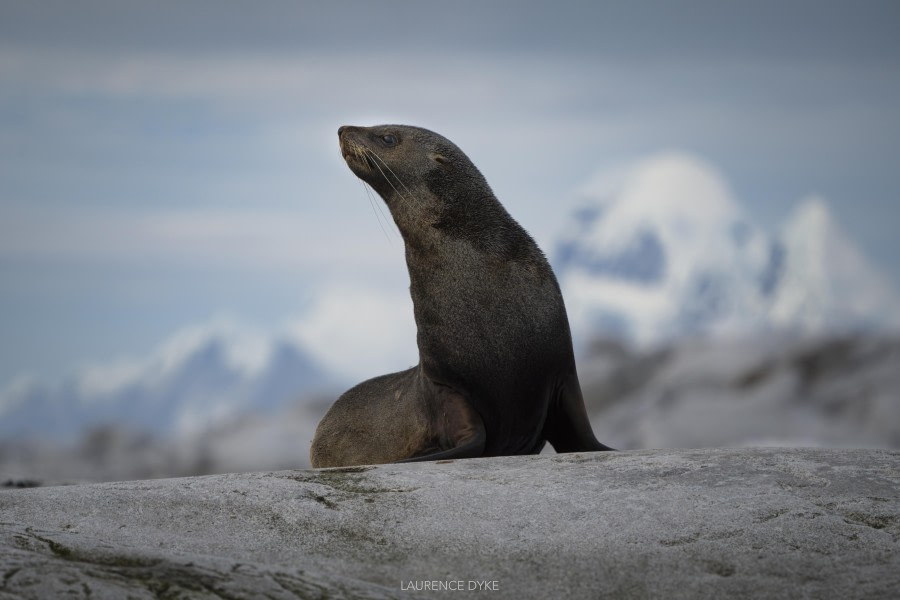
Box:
[365,149,412,203]
[361,180,395,242]
[367,150,413,196]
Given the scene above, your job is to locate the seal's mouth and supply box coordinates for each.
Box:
[355,151,376,170]
[340,138,375,171]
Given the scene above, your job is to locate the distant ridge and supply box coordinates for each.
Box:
[0,318,337,440]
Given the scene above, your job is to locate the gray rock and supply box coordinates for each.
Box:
[1,448,898,599]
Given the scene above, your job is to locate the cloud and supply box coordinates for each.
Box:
[0,205,399,274]
[285,285,418,381]
[0,47,556,114]
[8,43,886,128]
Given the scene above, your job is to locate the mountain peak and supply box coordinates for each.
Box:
[557,155,900,346]
[779,196,837,268]
[787,196,831,230]
[771,196,900,332]
[0,318,337,440]
[156,318,274,379]
[620,153,739,219]
[568,153,741,253]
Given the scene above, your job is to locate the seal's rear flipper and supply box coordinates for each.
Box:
[395,386,486,463]
[544,371,616,453]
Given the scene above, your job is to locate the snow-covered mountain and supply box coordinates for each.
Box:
[556,153,900,346]
[0,319,338,441]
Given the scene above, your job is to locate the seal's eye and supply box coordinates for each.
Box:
[381,134,397,147]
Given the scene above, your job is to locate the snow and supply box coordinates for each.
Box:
[557,153,900,347]
[284,284,418,380]
[0,317,338,441]
[770,196,900,331]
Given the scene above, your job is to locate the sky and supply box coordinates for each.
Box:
[1,1,899,386]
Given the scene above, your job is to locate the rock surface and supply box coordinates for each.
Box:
[1,448,898,599]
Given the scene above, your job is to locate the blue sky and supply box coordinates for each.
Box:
[1,1,899,385]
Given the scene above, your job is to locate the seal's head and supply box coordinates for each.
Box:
[338,124,467,188]
[338,124,510,249]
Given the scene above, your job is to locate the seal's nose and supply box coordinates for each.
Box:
[338,126,346,137]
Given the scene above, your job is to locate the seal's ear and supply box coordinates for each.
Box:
[430,153,449,165]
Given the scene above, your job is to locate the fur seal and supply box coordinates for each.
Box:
[310,124,613,468]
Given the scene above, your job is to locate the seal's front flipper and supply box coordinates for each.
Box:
[544,370,616,453]
[395,385,486,463]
